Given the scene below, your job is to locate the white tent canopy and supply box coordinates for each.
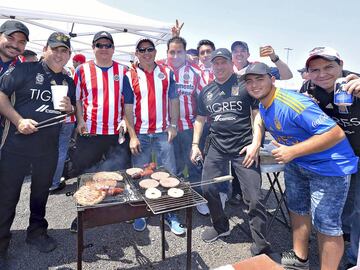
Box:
[0,0,172,63]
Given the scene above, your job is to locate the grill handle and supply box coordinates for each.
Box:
[190,175,234,188]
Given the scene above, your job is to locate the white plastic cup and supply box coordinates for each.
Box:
[51,85,68,110]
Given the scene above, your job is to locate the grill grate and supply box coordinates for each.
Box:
[76,172,132,210]
[75,170,209,214]
[142,182,207,214]
[126,170,207,215]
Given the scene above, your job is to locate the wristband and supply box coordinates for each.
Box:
[169,124,177,129]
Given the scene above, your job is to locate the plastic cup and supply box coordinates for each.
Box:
[51,85,68,110]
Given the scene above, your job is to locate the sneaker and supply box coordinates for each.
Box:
[228,193,242,206]
[133,218,147,232]
[201,227,230,243]
[219,192,228,210]
[49,181,66,194]
[70,218,77,233]
[26,233,57,253]
[281,250,309,270]
[164,213,185,236]
[196,203,210,216]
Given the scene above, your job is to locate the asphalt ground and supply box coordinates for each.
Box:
[5,171,346,270]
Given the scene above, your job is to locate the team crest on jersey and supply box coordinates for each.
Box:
[274,117,282,131]
[158,72,166,80]
[62,79,68,86]
[231,86,240,96]
[50,79,56,85]
[36,73,44,85]
[183,73,190,80]
[114,74,120,81]
[206,92,213,101]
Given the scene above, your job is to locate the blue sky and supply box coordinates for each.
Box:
[102,0,360,86]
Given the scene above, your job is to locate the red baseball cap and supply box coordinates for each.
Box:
[73,54,86,64]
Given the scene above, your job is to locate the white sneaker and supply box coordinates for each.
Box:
[219,192,228,210]
[196,203,210,216]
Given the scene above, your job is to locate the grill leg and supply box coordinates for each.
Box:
[186,207,192,270]
[77,212,83,270]
[161,213,165,260]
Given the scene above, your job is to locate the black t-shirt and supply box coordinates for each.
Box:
[198,73,259,154]
[300,70,360,156]
[0,61,76,157]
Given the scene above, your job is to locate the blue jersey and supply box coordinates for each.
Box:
[259,88,358,176]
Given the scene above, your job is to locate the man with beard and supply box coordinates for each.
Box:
[0,32,75,269]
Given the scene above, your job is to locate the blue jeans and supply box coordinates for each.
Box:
[51,122,74,188]
[132,132,176,174]
[284,162,350,236]
[344,160,360,264]
[173,129,201,191]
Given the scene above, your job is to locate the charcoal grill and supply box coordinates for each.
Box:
[75,170,233,270]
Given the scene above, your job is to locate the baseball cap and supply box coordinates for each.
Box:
[297,67,307,74]
[135,38,155,49]
[305,46,341,68]
[0,20,29,41]
[73,53,86,64]
[47,32,71,49]
[22,49,37,57]
[239,62,272,81]
[210,48,232,62]
[93,31,114,44]
[186,49,198,56]
[231,41,249,52]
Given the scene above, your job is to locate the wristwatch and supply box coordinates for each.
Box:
[169,124,177,129]
[271,55,280,63]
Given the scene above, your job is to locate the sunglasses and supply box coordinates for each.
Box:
[137,47,155,53]
[95,43,113,49]
[199,49,212,56]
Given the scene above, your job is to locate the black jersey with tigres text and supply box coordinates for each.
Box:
[0,61,76,157]
[197,74,259,154]
[300,70,360,156]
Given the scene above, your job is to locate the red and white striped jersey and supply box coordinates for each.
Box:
[198,62,214,85]
[172,63,205,131]
[123,64,177,135]
[75,60,126,135]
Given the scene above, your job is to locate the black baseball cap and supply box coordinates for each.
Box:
[210,48,232,62]
[22,49,37,57]
[231,41,249,52]
[47,32,71,49]
[93,31,114,44]
[0,20,29,41]
[136,38,155,49]
[240,62,272,81]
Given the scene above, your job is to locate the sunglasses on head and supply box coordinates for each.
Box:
[95,43,113,49]
[137,47,155,53]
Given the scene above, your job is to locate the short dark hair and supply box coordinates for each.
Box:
[167,36,187,51]
[196,39,215,53]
